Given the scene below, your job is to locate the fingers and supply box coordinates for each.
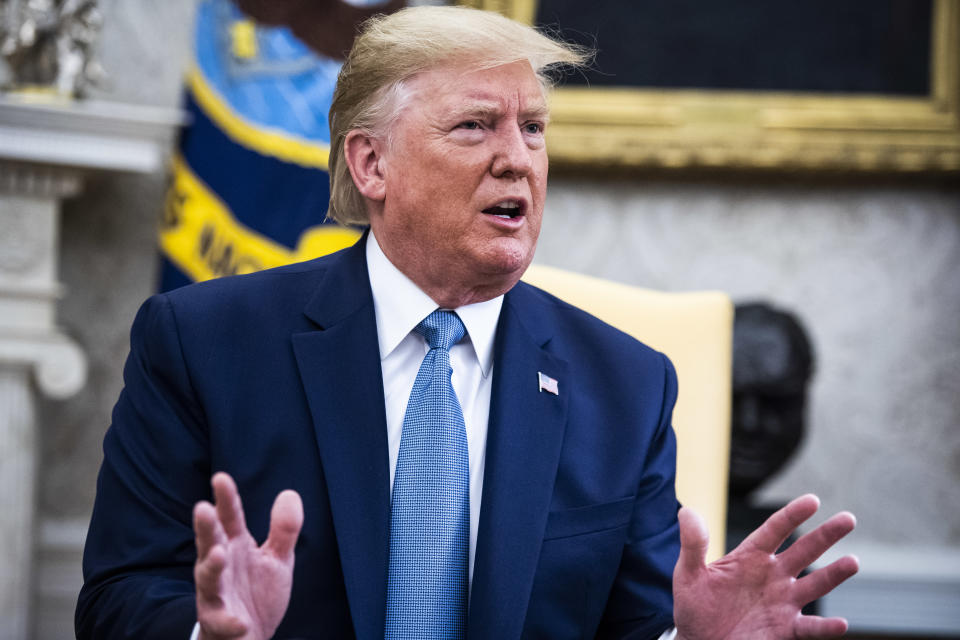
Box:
[676,506,709,575]
[193,475,296,640]
[195,542,227,604]
[794,555,860,606]
[194,500,226,561]
[781,511,856,576]
[212,472,248,539]
[793,614,849,639]
[264,489,304,559]
[194,540,248,639]
[740,494,820,555]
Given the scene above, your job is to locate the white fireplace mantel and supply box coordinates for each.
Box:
[0,96,185,173]
[0,95,183,640]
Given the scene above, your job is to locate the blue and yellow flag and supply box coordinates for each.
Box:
[159,0,391,291]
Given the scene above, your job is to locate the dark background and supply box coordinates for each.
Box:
[536,0,933,94]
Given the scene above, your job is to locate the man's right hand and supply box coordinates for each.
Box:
[193,472,304,640]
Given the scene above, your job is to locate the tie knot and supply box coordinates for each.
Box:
[415,310,466,351]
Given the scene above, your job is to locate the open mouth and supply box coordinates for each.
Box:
[482,200,525,219]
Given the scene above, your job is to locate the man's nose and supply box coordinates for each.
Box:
[491,125,533,178]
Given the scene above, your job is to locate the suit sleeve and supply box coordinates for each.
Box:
[596,352,682,640]
[76,294,211,639]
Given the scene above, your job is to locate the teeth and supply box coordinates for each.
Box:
[483,200,522,219]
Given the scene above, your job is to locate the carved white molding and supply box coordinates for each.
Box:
[0,98,182,399]
[0,281,62,303]
[0,96,183,174]
[0,162,83,199]
[0,334,87,399]
[0,205,51,274]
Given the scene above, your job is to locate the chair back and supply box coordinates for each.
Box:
[523,263,733,560]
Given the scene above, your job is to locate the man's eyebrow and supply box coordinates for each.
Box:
[522,103,551,123]
[451,102,501,120]
[448,101,551,123]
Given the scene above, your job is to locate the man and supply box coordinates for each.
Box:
[77,6,858,639]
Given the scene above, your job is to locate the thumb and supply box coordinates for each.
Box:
[677,506,709,575]
[264,489,304,559]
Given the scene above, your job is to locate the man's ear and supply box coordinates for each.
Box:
[344,130,386,202]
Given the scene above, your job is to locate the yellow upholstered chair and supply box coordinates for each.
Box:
[522,263,733,561]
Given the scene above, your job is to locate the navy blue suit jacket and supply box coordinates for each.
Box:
[77,237,681,639]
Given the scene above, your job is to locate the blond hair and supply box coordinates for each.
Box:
[326,5,588,226]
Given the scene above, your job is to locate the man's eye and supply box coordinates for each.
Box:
[524,122,544,135]
[458,121,481,130]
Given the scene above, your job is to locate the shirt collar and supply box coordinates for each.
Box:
[366,231,502,378]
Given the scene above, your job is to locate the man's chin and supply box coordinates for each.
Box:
[478,248,535,283]
[483,236,536,270]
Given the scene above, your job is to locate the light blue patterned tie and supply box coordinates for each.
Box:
[385,310,469,639]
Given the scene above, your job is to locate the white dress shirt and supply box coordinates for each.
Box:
[366,231,501,584]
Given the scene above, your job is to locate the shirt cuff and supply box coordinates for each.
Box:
[659,626,678,640]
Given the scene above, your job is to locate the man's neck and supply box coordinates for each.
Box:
[368,230,520,308]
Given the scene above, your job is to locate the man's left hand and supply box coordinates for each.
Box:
[673,494,859,640]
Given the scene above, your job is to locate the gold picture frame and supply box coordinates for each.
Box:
[458,0,960,173]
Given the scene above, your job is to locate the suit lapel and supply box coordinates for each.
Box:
[469,285,569,638]
[292,238,391,640]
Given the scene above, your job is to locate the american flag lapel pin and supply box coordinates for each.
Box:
[538,371,559,395]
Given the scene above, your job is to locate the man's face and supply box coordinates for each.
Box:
[370,60,549,306]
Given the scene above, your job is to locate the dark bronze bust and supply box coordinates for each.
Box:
[729,302,814,498]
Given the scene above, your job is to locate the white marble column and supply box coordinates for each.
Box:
[0,366,36,640]
[0,165,87,640]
